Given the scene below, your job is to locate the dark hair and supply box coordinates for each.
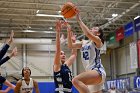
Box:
[22,67,31,77]
[98,28,104,44]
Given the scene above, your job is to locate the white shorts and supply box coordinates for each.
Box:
[88,73,106,92]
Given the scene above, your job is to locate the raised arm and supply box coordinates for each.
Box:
[8,47,17,58]
[6,30,14,45]
[53,20,62,72]
[76,13,102,47]
[0,47,17,66]
[33,80,40,93]
[0,56,10,66]
[66,23,82,49]
[0,31,14,61]
[65,49,77,67]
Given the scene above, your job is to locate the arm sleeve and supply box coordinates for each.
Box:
[0,76,6,83]
[0,44,10,60]
[0,56,10,66]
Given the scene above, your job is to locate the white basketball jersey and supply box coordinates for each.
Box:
[80,40,106,76]
[20,78,34,93]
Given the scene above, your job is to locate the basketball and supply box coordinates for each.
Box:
[61,2,78,18]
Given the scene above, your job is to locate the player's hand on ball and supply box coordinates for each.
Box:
[76,11,81,22]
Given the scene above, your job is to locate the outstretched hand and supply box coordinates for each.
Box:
[56,19,69,32]
[7,30,14,45]
[76,11,81,22]
[61,20,71,31]
[10,47,18,58]
[10,30,14,40]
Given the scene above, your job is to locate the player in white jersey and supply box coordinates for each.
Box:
[14,67,40,93]
[65,12,106,93]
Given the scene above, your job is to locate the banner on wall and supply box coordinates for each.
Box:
[137,39,140,68]
[106,80,116,89]
[116,27,124,41]
[134,76,140,88]
[105,78,130,90]
[107,33,115,44]
[124,21,134,37]
[106,33,120,48]
[116,78,130,89]
[129,42,138,69]
[134,17,140,32]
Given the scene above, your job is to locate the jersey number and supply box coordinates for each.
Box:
[83,51,89,60]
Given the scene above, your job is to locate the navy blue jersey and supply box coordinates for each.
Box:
[0,76,6,90]
[54,64,73,93]
[0,76,6,84]
[0,83,3,90]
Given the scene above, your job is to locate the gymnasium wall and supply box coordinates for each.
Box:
[101,52,111,79]
[105,34,138,88]
[115,46,136,75]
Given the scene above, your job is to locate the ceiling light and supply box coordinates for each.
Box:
[36,14,64,18]
[58,11,61,14]
[22,30,56,33]
[23,30,35,32]
[49,27,53,30]
[14,38,52,44]
[134,16,140,20]
[36,10,40,14]
[112,14,118,17]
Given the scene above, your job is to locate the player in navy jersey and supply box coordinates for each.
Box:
[53,20,77,93]
[65,12,106,93]
[0,31,18,93]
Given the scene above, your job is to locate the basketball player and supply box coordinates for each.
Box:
[0,31,17,66]
[0,31,18,93]
[14,67,40,93]
[0,46,17,93]
[53,20,77,93]
[66,12,106,93]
